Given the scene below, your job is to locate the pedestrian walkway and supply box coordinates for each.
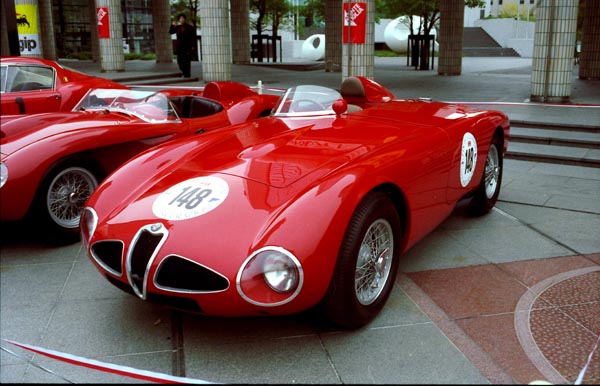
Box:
[1,56,599,384]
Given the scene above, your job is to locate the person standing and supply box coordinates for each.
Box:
[169,13,196,78]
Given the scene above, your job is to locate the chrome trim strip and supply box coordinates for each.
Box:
[125,223,168,300]
[236,246,304,307]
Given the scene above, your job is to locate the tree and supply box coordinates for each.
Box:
[250,0,290,62]
[376,0,485,70]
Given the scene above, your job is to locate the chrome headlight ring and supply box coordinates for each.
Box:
[236,246,304,307]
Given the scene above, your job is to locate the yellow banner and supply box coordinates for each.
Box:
[16,4,38,34]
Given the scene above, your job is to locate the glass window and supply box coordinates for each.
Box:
[9,65,54,92]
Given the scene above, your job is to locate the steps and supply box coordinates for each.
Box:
[506,123,600,168]
[463,27,520,57]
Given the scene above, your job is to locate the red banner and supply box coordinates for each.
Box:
[97,7,109,38]
[343,2,367,44]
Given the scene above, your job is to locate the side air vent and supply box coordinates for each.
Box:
[90,240,124,276]
[155,255,230,293]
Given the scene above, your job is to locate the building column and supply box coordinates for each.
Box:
[96,0,125,72]
[1,0,11,56]
[231,0,250,64]
[199,0,231,82]
[325,0,342,72]
[38,0,55,60]
[89,0,100,62]
[342,0,374,80]
[530,0,579,103]
[579,0,600,80]
[153,0,172,63]
[438,0,464,76]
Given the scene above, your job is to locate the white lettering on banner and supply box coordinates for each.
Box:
[97,8,106,25]
[344,3,364,26]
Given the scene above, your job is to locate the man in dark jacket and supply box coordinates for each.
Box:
[169,13,196,78]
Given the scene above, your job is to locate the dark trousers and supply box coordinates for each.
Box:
[177,53,191,77]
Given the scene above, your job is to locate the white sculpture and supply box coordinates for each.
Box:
[384,16,437,54]
[301,34,325,61]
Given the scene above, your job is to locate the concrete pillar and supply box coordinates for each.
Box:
[342,0,374,80]
[153,0,172,63]
[579,0,600,80]
[96,0,124,72]
[325,0,342,72]
[231,0,250,64]
[38,0,55,60]
[89,0,100,62]
[1,0,10,56]
[530,0,579,103]
[199,0,231,82]
[438,0,464,76]
[14,0,43,57]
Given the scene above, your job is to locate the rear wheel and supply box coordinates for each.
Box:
[33,161,100,244]
[321,192,402,329]
[467,133,503,216]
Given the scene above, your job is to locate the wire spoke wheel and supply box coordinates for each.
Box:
[484,143,500,199]
[46,167,98,229]
[355,219,394,306]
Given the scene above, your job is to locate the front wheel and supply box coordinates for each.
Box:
[34,163,100,244]
[467,133,503,216]
[320,192,402,329]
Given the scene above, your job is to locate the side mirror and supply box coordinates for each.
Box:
[332,98,347,116]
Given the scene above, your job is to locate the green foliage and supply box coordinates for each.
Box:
[124,53,156,60]
[65,51,93,60]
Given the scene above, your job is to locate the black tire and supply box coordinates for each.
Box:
[32,160,100,244]
[320,191,402,329]
[467,133,503,216]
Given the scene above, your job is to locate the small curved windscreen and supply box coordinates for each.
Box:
[272,85,342,117]
[74,89,179,123]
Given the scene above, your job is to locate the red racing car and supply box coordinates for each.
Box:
[81,76,510,329]
[1,56,128,115]
[0,82,279,243]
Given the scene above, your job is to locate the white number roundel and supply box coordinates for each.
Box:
[152,176,229,220]
[460,132,478,187]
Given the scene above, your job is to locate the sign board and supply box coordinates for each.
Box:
[16,4,40,54]
[97,7,110,38]
[343,2,366,44]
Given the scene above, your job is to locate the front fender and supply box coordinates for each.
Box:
[250,165,389,308]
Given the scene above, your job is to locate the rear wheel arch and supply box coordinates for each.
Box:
[28,153,106,244]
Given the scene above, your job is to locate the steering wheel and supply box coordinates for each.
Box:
[290,99,325,113]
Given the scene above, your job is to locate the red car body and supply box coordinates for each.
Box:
[0,82,279,243]
[81,76,510,329]
[1,56,128,115]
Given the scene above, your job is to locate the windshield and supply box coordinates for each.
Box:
[272,85,341,117]
[74,89,179,123]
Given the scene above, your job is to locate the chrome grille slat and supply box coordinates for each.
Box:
[126,223,168,299]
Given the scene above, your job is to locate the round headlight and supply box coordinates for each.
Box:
[262,251,298,293]
[237,246,303,307]
[0,162,8,188]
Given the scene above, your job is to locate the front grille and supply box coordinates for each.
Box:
[126,223,168,298]
[90,240,124,276]
[155,255,229,293]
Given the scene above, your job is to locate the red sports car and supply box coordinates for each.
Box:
[81,76,510,329]
[0,82,279,243]
[1,56,129,115]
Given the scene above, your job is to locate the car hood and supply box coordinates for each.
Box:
[89,112,431,221]
[0,111,132,156]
